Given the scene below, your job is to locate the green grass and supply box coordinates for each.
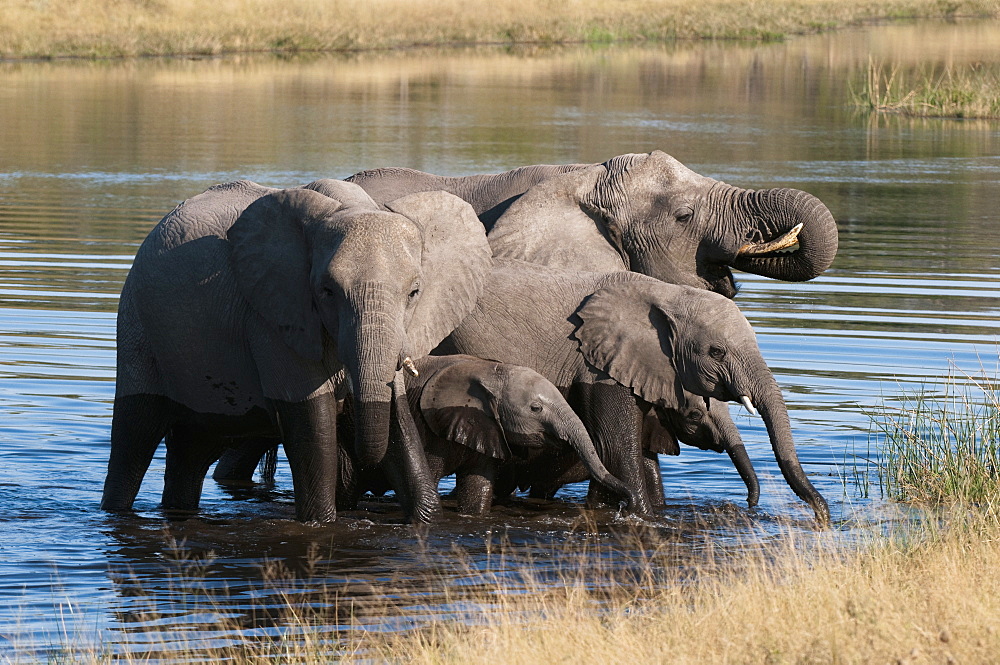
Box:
[865,367,1000,504]
[855,58,1000,119]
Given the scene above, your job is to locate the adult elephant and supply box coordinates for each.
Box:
[436,259,830,524]
[347,151,838,298]
[101,179,492,523]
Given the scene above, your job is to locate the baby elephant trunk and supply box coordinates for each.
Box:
[549,401,643,510]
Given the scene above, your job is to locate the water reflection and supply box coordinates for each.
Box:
[2,19,1000,656]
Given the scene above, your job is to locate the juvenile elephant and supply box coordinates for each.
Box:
[347,151,839,298]
[333,355,641,515]
[102,179,492,522]
[436,259,830,524]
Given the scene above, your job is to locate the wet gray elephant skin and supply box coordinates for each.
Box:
[436,259,830,524]
[101,179,492,523]
[347,151,839,299]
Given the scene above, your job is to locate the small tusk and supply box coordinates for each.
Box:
[740,395,758,417]
[402,356,419,377]
[737,223,803,256]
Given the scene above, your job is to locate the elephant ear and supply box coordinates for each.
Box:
[384,191,493,358]
[419,361,511,460]
[227,189,344,362]
[572,279,686,409]
[642,412,680,456]
[302,178,379,210]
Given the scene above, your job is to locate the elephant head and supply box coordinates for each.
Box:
[649,395,760,508]
[489,150,838,298]
[418,356,641,508]
[227,184,492,468]
[573,280,829,523]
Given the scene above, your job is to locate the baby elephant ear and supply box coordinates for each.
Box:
[384,191,493,358]
[572,279,686,409]
[227,189,343,362]
[642,412,680,456]
[419,361,511,460]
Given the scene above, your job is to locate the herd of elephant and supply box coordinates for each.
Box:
[99,150,839,526]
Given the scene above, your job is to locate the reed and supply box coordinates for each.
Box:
[865,367,1000,504]
[2,0,1000,59]
[855,58,1000,118]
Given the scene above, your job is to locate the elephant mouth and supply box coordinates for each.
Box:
[736,223,803,259]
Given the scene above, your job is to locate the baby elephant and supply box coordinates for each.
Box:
[215,355,640,515]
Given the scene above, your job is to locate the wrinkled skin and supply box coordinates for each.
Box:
[101,179,491,523]
[437,259,830,524]
[348,151,839,299]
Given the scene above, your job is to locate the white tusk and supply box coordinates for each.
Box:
[740,395,758,417]
[402,356,419,377]
[737,223,803,256]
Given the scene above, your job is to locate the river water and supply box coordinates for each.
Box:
[2,20,1000,658]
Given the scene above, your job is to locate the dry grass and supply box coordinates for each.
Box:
[857,57,1000,118]
[359,511,1000,664]
[20,508,1000,663]
[2,0,1000,59]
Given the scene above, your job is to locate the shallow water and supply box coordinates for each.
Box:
[2,19,1000,657]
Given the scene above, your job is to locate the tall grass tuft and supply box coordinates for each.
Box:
[867,366,1000,505]
[855,58,1000,119]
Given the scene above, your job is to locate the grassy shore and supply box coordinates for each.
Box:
[2,0,1000,60]
[38,508,1000,663]
[855,58,1000,119]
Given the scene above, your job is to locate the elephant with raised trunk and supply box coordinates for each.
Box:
[436,259,830,524]
[102,179,491,522]
[347,151,838,298]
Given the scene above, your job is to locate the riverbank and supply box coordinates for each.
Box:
[3,0,1000,60]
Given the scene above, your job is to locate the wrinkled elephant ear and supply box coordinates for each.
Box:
[420,361,511,460]
[573,280,686,409]
[227,189,344,362]
[384,191,493,358]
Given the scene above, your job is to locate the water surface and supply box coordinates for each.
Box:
[2,20,1000,657]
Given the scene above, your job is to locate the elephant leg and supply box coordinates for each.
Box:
[101,393,173,513]
[378,371,440,523]
[213,439,279,484]
[275,394,339,523]
[162,425,227,511]
[642,450,666,510]
[572,383,652,515]
[455,467,497,516]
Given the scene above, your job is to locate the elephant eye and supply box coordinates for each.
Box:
[709,346,726,361]
[675,207,694,223]
[322,286,336,298]
[408,287,420,301]
[529,402,543,413]
[688,409,704,422]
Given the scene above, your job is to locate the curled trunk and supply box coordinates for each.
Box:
[730,188,838,282]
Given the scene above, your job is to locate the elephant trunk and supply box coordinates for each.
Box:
[551,401,642,510]
[728,187,838,282]
[716,413,760,508]
[340,284,398,468]
[747,376,829,525]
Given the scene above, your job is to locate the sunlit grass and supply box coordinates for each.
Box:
[855,58,1000,118]
[2,0,999,59]
[864,365,1000,504]
[10,507,1000,663]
